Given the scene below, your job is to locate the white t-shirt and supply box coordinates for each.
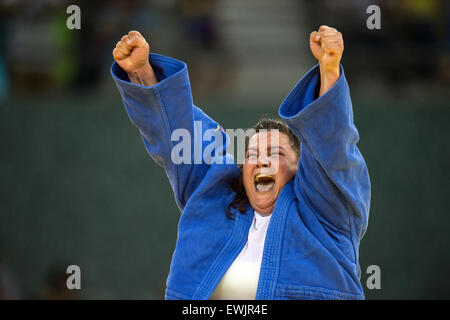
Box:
[210,211,272,300]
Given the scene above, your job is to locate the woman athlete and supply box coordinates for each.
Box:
[111,25,371,300]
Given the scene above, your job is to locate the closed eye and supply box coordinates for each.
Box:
[270,151,283,157]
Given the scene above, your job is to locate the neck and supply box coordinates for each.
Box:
[255,211,272,217]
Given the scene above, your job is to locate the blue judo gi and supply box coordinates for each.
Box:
[111,53,371,300]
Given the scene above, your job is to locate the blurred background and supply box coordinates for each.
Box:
[0,0,449,299]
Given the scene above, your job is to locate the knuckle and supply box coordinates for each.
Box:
[129,30,140,37]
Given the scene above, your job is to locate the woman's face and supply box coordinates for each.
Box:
[243,130,299,215]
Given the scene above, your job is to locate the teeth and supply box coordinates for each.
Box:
[255,174,274,183]
[256,181,275,192]
[254,173,275,192]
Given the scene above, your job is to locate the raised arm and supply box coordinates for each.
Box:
[279,26,370,239]
[111,31,232,211]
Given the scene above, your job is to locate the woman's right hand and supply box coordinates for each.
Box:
[112,30,158,86]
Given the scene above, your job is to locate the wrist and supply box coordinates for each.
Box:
[128,63,158,87]
[319,63,340,79]
[318,63,340,96]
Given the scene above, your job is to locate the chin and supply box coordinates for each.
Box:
[248,188,280,214]
[257,208,274,215]
[251,200,275,215]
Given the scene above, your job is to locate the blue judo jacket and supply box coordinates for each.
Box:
[111,53,371,300]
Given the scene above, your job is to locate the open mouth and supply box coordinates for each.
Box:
[254,173,275,192]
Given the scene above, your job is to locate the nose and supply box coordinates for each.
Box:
[257,153,270,168]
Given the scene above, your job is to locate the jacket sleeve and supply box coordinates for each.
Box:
[111,53,231,211]
[278,64,370,239]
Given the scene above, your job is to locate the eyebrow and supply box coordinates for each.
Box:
[247,146,286,152]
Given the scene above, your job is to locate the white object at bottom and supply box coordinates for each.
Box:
[209,260,261,300]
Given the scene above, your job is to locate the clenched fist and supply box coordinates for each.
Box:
[309,25,344,96]
[310,25,344,72]
[113,30,157,86]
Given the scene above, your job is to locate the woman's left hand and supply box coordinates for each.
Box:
[309,25,344,96]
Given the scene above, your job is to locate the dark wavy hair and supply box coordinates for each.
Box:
[225,118,300,220]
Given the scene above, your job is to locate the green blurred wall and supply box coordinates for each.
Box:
[1,93,449,299]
